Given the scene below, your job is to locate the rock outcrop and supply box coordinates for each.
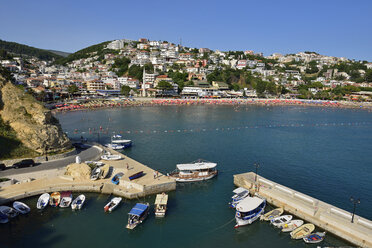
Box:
[0,76,71,154]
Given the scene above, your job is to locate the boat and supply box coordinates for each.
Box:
[90,166,102,180]
[229,187,250,208]
[104,197,122,212]
[71,194,86,210]
[126,203,150,229]
[280,219,304,232]
[111,134,132,148]
[260,207,284,221]
[100,164,110,179]
[270,214,293,227]
[13,201,30,214]
[50,192,61,207]
[105,143,125,150]
[303,232,326,243]
[154,193,168,217]
[0,206,19,218]
[290,223,315,239]
[37,193,50,210]
[101,153,122,161]
[0,212,9,224]
[129,171,144,181]
[169,159,218,182]
[111,172,124,185]
[85,161,104,167]
[59,191,73,208]
[235,196,266,228]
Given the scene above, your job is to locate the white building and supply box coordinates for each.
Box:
[107,40,125,50]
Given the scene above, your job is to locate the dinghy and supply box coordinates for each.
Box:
[270,214,293,227]
[260,207,284,221]
[50,192,61,207]
[90,166,101,181]
[59,191,73,208]
[126,203,150,229]
[303,232,326,243]
[290,223,315,239]
[229,187,250,208]
[280,219,304,232]
[37,193,50,210]
[13,201,30,214]
[111,172,124,185]
[129,171,144,180]
[0,212,9,224]
[71,194,86,210]
[104,197,122,212]
[101,154,122,161]
[0,206,19,218]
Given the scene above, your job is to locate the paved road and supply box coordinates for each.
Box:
[0,146,102,177]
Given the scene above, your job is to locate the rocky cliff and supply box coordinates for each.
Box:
[0,75,71,154]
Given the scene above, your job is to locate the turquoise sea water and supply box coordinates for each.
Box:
[1,105,371,247]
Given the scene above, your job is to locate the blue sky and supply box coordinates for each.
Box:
[1,0,371,61]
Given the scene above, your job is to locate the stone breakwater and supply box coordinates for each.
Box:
[234,172,372,248]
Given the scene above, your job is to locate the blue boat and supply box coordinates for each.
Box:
[235,196,266,228]
[229,187,250,208]
[129,171,144,181]
[111,172,124,185]
[126,203,150,229]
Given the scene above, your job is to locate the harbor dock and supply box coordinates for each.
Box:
[234,172,372,248]
[0,148,176,204]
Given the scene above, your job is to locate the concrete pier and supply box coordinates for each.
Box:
[0,149,176,204]
[234,172,372,248]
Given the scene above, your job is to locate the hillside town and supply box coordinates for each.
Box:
[1,38,372,102]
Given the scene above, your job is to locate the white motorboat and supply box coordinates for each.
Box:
[105,143,125,150]
[111,134,132,148]
[71,194,86,210]
[0,206,19,218]
[154,193,168,217]
[90,166,102,180]
[104,197,122,212]
[59,191,73,208]
[0,212,8,224]
[280,219,304,232]
[169,159,218,182]
[235,196,266,228]
[37,193,50,210]
[270,214,293,227]
[13,201,30,214]
[229,187,250,208]
[101,153,122,161]
[85,161,104,166]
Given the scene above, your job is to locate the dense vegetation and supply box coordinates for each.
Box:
[0,39,62,61]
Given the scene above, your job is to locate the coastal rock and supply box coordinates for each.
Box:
[65,163,91,180]
[0,76,71,154]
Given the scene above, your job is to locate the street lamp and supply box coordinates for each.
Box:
[254,162,260,183]
[350,197,360,223]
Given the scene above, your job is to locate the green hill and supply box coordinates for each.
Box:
[47,49,71,58]
[0,39,63,61]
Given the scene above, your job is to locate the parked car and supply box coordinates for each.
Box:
[13,159,35,169]
[0,163,6,171]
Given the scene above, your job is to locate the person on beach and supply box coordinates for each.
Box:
[126,163,129,170]
[153,171,156,179]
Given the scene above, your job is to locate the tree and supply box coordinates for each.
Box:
[255,80,267,96]
[365,69,372,82]
[266,81,277,95]
[121,85,131,96]
[67,84,79,94]
[157,81,173,90]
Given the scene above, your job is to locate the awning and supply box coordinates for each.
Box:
[155,194,168,205]
[129,203,148,216]
[177,162,217,171]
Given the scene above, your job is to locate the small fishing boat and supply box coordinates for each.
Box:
[85,161,104,167]
[154,193,168,217]
[303,232,326,243]
[0,206,19,218]
[101,154,122,161]
[37,193,50,210]
[235,196,266,228]
[104,197,122,212]
[111,135,132,148]
[13,201,30,214]
[126,203,150,229]
[280,219,304,232]
[71,194,86,210]
[290,223,315,239]
[0,212,9,224]
[260,207,284,221]
[229,187,250,208]
[60,191,73,208]
[270,214,293,227]
[50,192,61,207]
[111,172,124,185]
[100,165,110,179]
[90,166,102,181]
[105,143,125,150]
[169,159,218,182]
[129,171,144,180]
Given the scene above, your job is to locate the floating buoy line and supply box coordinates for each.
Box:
[65,121,372,136]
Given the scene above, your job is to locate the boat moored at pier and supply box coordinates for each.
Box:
[13,201,30,214]
[50,192,61,207]
[126,203,150,229]
[37,193,50,210]
[229,187,250,208]
[169,159,218,182]
[111,134,132,148]
[154,193,168,217]
[235,196,266,228]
